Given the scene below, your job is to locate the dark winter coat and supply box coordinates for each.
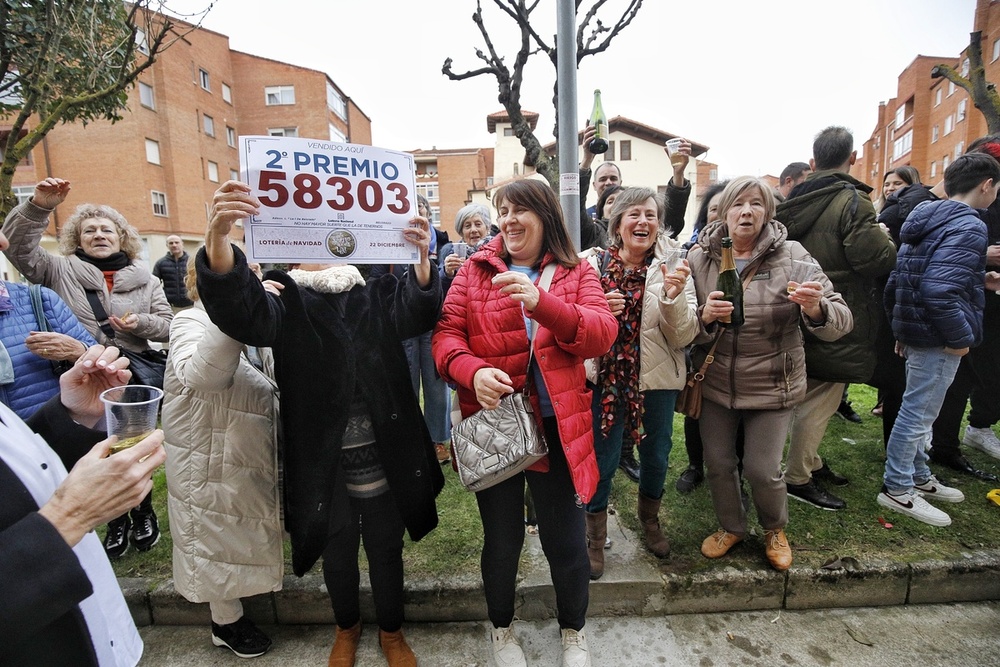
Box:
[885,199,988,349]
[878,183,938,246]
[776,169,897,383]
[196,247,444,576]
[153,252,194,308]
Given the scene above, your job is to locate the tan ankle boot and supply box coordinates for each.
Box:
[637,491,670,558]
[584,510,608,580]
[379,628,417,667]
[328,622,361,667]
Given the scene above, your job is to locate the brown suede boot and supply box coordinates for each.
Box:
[585,510,608,580]
[637,492,671,558]
[328,622,361,667]
[379,628,417,667]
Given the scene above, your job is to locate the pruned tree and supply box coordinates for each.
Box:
[443,0,643,188]
[931,30,1000,134]
[0,0,212,217]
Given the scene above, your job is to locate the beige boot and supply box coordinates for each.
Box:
[637,492,671,558]
[379,628,417,667]
[584,510,607,580]
[328,622,361,667]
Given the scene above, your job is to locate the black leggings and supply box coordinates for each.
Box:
[322,491,405,632]
[475,417,589,631]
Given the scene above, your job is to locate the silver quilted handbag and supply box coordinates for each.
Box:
[451,391,548,492]
[450,264,555,492]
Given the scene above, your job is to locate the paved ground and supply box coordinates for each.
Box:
[138,600,1000,666]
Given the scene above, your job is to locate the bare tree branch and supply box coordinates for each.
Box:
[933,31,1000,134]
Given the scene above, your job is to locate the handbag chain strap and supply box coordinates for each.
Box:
[522,263,556,395]
[689,259,762,384]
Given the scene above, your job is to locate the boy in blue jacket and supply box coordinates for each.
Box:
[880,152,1000,526]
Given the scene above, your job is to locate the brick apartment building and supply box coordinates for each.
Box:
[853,0,1000,195]
[3,11,370,276]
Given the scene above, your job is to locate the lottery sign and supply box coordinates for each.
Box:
[239,135,419,264]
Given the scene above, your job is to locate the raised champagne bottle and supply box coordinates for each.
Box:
[588,89,608,154]
[716,236,744,326]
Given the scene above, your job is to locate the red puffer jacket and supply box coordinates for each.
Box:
[432,237,617,503]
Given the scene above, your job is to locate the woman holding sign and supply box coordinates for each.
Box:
[197,180,444,667]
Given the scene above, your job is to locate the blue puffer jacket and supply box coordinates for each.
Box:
[885,199,988,349]
[0,282,96,419]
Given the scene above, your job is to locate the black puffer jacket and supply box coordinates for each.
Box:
[153,252,194,307]
[878,184,937,246]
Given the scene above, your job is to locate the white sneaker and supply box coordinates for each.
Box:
[560,627,592,667]
[877,488,951,527]
[964,426,1000,460]
[489,625,526,667]
[914,475,966,503]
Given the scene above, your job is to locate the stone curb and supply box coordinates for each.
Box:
[121,522,1000,627]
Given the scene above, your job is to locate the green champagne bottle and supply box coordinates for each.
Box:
[588,89,608,154]
[716,237,744,327]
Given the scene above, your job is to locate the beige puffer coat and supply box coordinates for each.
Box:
[2,200,171,352]
[163,303,283,604]
[583,233,700,392]
[688,219,853,411]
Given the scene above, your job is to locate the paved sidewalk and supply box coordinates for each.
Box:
[123,514,1000,628]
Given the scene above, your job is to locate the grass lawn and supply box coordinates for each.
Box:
[109,384,1000,582]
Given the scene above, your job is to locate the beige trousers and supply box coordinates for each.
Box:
[785,379,845,485]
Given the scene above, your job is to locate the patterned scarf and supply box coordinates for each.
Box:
[596,247,647,445]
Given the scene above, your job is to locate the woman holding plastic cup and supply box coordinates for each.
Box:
[580,186,699,578]
[440,203,492,294]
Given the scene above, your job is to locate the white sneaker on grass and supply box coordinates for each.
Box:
[964,426,1000,460]
[560,627,592,667]
[914,474,965,503]
[489,625,526,667]
[877,487,951,526]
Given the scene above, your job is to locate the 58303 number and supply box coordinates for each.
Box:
[256,170,410,214]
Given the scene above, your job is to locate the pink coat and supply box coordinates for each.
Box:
[432,238,617,503]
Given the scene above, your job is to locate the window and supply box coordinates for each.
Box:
[935,88,942,106]
[709,169,718,183]
[326,83,346,120]
[619,140,632,161]
[265,85,295,105]
[268,127,298,137]
[894,105,906,129]
[943,154,951,170]
[958,99,967,122]
[207,161,219,183]
[139,82,155,109]
[199,68,210,91]
[961,58,970,77]
[955,141,965,159]
[230,168,240,181]
[513,163,519,175]
[945,114,955,135]
[994,38,1000,62]
[430,207,441,225]
[930,161,938,179]
[202,114,215,137]
[13,186,33,206]
[932,125,939,143]
[329,123,346,143]
[891,129,913,160]
[416,182,439,201]
[607,141,615,161]
[221,83,232,104]
[145,139,160,164]
[503,127,514,137]
[135,29,149,55]
[948,81,956,97]
[151,191,168,217]
[226,126,236,147]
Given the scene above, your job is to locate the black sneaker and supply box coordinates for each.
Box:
[786,480,846,511]
[675,465,704,494]
[103,515,130,559]
[212,616,272,658]
[812,463,849,486]
[128,506,160,552]
[835,400,863,424]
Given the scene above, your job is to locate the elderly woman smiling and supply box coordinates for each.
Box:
[686,176,852,572]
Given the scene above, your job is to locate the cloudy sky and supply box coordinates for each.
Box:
[166,0,979,180]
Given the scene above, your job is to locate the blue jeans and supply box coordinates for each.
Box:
[403,331,450,442]
[884,346,963,494]
[585,388,677,512]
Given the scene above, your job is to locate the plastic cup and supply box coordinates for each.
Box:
[665,138,684,166]
[788,260,820,293]
[100,385,163,454]
[663,248,687,273]
[452,242,469,259]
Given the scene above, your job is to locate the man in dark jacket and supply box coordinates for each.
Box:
[776,126,897,511]
[152,235,193,311]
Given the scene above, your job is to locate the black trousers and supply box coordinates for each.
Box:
[322,490,405,632]
[475,416,589,631]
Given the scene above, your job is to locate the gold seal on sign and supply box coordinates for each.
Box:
[326,230,357,258]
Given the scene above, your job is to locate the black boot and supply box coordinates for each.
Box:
[103,513,130,559]
[129,491,160,552]
[618,447,640,483]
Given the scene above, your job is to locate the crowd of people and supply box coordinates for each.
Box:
[2,123,1000,667]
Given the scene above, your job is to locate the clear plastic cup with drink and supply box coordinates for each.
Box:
[100,385,163,454]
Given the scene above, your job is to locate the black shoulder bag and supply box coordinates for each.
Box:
[83,290,167,388]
